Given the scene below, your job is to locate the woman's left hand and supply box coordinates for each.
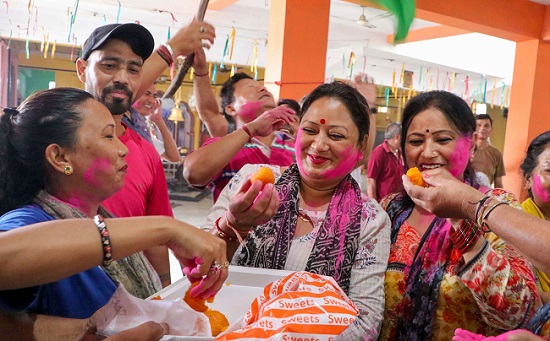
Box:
[227,175,280,230]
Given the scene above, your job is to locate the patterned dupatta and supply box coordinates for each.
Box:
[33,190,161,299]
[385,176,479,340]
[233,164,362,293]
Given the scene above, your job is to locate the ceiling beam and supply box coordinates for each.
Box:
[416,0,545,42]
[207,0,238,11]
[388,25,470,44]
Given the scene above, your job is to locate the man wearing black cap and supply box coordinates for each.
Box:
[75,22,214,297]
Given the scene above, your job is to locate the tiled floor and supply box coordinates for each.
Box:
[168,193,215,282]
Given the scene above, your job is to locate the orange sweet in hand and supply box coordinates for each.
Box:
[250,167,275,187]
[183,281,214,312]
[406,167,427,187]
[204,308,230,336]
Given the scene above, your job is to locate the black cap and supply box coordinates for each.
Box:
[82,23,154,61]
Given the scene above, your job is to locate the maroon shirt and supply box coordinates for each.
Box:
[367,141,405,201]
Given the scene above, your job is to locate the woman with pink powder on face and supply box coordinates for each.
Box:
[379,91,538,340]
[521,131,550,305]
[0,88,227,320]
[201,82,391,340]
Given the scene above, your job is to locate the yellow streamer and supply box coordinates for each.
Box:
[228,27,236,60]
[190,67,194,80]
[43,34,49,58]
[451,72,456,91]
[40,27,45,52]
[348,52,355,68]
[230,64,235,77]
[400,63,405,85]
[51,41,56,58]
[491,77,496,108]
[208,62,213,76]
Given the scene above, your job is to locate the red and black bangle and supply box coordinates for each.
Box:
[156,44,174,67]
[93,214,113,267]
[450,219,481,254]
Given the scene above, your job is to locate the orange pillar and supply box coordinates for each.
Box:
[264,0,330,102]
[502,40,550,198]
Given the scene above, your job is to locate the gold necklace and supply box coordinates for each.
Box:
[297,210,312,223]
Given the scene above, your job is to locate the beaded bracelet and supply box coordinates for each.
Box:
[93,214,113,267]
[215,216,240,243]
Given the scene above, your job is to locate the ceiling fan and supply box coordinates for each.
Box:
[357,7,376,29]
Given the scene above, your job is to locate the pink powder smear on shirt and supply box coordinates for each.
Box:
[533,173,550,203]
[239,102,262,122]
[448,136,471,178]
[82,158,112,187]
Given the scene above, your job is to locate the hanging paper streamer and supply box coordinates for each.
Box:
[500,82,506,108]
[490,77,496,108]
[70,34,75,61]
[505,86,510,107]
[451,72,456,92]
[342,53,345,76]
[44,33,50,59]
[391,69,396,96]
[363,55,367,74]
[230,64,236,77]
[25,36,30,59]
[211,62,218,84]
[116,0,121,23]
[220,35,229,68]
[41,27,45,52]
[208,62,213,78]
[190,67,194,80]
[436,68,440,90]
[51,40,56,58]
[384,87,390,107]
[348,52,356,82]
[442,72,448,91]
[463,75,469,100]
[103,15,106,25]
[429,75,433,91]
[7,19,12,48]
[419,66,423,87]
[399,63,404,85]
[3,1,8,15]
[26,0,34,36]
[67,0,79,43]
[483,76,487,103]
[167,26,170,40]
[228,27,236,60]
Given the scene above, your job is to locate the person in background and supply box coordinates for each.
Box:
[132,84,181,162]
[471,114,505,188]
[379,91,538,340]
[183,71,297,202]
[367,122,405,201]
[76,21,213,291]
[520,130,550,304]
[0,88,227,320]
[202,82,390,340]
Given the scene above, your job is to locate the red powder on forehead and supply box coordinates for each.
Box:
[320,119,326,124]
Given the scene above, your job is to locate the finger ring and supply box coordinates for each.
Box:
[209,261,221,274]
[199,26,206,33]
[220,261,230,269]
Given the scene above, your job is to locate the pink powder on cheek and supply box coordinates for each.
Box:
[448,136,471,178]
[322,146,359,179]
[239,102,262,121]
[82,158,112,187]
[533,173,550,203]
[295,130,310,177]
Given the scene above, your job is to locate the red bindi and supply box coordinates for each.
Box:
[320,119,326,124]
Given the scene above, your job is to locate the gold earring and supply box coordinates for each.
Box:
[63,165,73,175]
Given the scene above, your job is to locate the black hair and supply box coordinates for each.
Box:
[220,72,253,117]
[301,82,371,144]
[0,88,92,215]
[520,130,550,198]
[401,90,477,182]
[277,98,302,119]
[476,114,493,126]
